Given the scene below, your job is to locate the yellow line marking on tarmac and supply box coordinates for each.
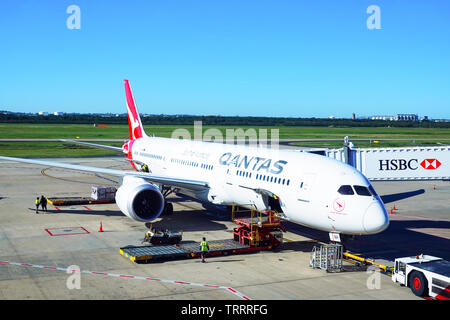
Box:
[40,168,52,178]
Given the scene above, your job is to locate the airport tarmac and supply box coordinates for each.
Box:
[1,156,448,300]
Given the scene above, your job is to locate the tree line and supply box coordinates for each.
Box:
[1,112,449,128]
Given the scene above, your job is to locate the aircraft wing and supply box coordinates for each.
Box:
[0,156,209,191]
[60,139,124,152]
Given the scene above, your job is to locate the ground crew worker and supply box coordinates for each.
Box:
[141,164,149,172]
[35,197,40,213]
[200,237,209,263]
[40,195,47,212]
[143,230,152,243]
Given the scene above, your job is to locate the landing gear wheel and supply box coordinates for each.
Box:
[409,271,427,297]
[164,202,173,215]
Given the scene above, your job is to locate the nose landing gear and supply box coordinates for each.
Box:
[329,232,355,251]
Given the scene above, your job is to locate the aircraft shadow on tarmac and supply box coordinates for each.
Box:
[274,239,318,253]
[164,193,450,261]
[29,207,123,217]
[150,209,230,232]
[284,219,450,262]
[30,206,231,233]
[34,190,449,262]
[380,189,425,204]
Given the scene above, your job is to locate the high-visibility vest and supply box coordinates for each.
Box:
[201,241,208,252]
[35,199,40,205]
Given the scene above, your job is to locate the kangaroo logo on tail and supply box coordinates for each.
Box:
[124,79,146,140]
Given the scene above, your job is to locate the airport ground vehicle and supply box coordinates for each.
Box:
[143,229,182,245]
[391,254,450,300]
[121,208,284,263]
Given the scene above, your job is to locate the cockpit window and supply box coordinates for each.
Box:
[368,185,378,197]
[338,185,354,195]
[354,185,371,196]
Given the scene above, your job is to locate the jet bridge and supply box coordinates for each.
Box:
[304,139,450,181]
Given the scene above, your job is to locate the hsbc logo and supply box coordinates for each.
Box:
[420,159,441,170]
[379,158,442,171]
[379,159,418,171]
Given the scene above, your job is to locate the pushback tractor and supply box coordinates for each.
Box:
[391,254,450,300]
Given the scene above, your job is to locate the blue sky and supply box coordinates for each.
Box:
[0,0,449,118]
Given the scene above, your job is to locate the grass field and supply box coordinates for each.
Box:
[0,123,449,157]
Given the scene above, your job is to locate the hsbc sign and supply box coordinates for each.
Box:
[378,158,442,171]
[378,159,418,171]
[324,146,450,180]
[364,148,450,180]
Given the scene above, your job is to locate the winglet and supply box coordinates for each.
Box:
[124,79,146,140]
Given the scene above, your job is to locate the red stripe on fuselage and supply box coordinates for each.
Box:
[124,139,138,171]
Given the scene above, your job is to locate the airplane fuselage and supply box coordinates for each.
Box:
[127,136,390,235]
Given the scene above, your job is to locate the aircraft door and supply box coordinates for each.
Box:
[394,261,406,284]
[268,195,283,213]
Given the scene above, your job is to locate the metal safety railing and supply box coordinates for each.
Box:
[231,203,281,227]
[231,203,283,247]
[310,243,343,272]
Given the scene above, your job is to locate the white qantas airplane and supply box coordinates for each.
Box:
[0,80,389,237]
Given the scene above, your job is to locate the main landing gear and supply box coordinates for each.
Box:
[163,201,173,215]
[161,186,175,215]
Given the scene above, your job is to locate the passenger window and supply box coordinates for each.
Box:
[354,185,371,196]
[337,185,354,195]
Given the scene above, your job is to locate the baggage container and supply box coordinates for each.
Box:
[91,185,117,200]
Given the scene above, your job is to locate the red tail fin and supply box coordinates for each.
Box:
[124,79,146,140]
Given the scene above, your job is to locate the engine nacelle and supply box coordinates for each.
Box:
[115,176,165,222]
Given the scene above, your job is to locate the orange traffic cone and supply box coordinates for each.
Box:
[389,209,393,215]
[433,185,436,190]
[393,204,398,211]
[99,221,103,232]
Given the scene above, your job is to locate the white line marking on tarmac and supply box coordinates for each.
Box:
[0,259,251,300]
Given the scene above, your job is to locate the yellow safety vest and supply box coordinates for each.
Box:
[201,241,208,252]
[35,199,40,205]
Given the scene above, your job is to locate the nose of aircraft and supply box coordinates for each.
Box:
[363,202,389,234]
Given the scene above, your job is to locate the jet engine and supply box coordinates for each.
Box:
[115,176,165,222]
